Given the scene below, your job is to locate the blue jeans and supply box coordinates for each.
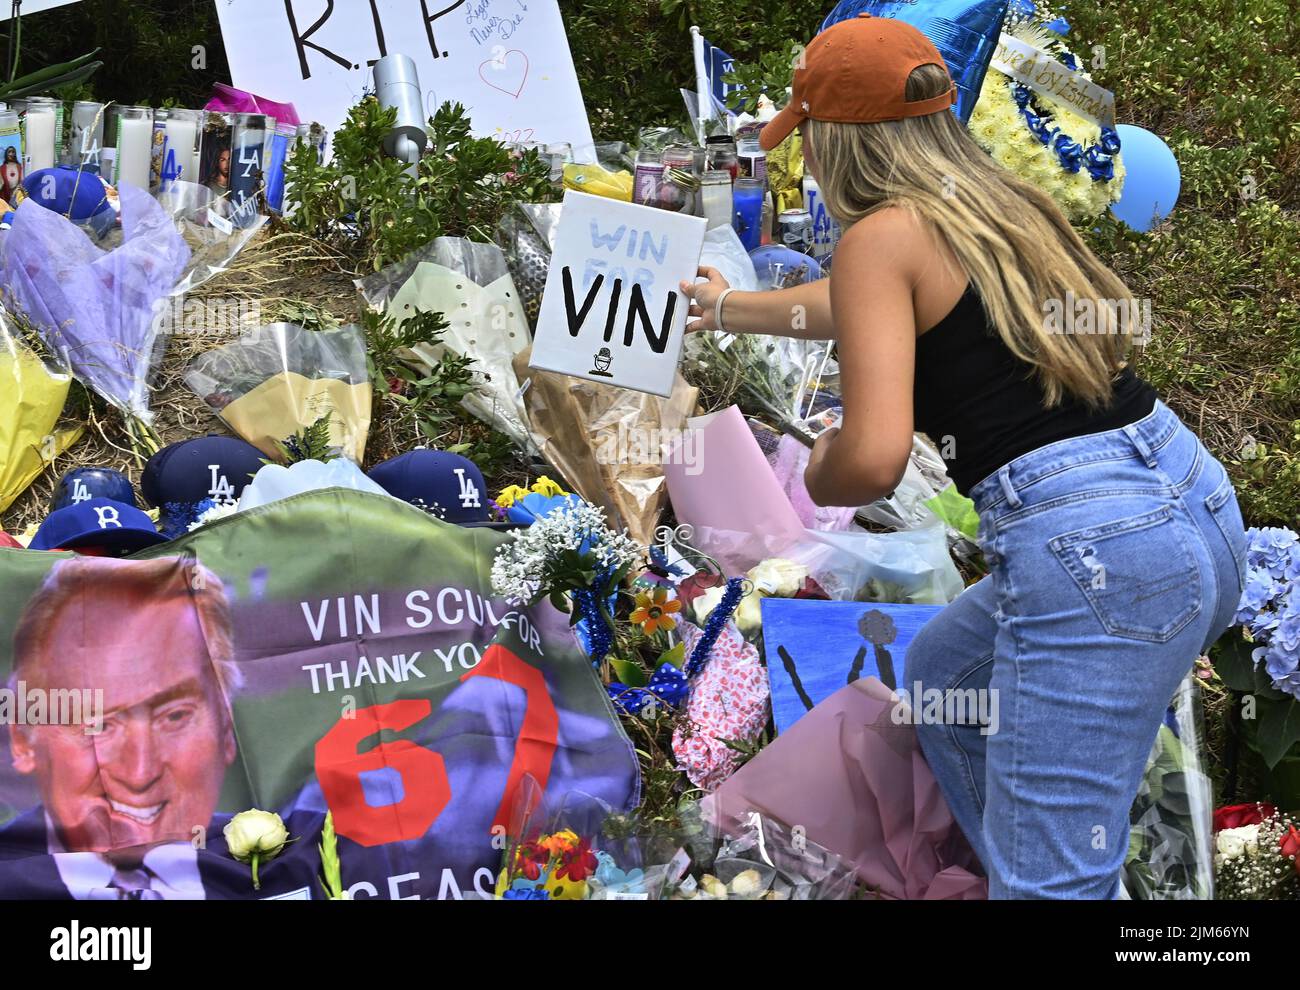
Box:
[903,399,1248,898]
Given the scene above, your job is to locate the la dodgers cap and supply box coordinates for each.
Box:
[29,497,168,553]
[50,466,137,512]
[368,449,512,528]
[141,435,265,509]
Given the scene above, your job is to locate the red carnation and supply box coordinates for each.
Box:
[1213,803,1275,832]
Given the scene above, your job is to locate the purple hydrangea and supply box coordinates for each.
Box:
[1234,527,1300,700]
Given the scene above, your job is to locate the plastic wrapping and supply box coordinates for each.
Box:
[700,676,987,899]
[494,202,562,332]
[160,180,268,296]
[0,182,190,421]
[672,802,865,900]
[1122,675,1215,899]
[562,162,632,201]
[237,458,390,511]
[357,237,534,452]
[512,345,699,548]
[184,322,372,462]
[0,310,81,513]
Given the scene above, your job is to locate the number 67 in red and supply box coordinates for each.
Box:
[314,644,559,847]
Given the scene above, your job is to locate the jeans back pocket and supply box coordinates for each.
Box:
[1048,504,1202,643]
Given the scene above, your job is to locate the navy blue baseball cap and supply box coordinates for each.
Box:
[368,450,512,527]
[51,467,137,512]
[30,497,167,554]
[20,165,117,237]
[141,435,265,509]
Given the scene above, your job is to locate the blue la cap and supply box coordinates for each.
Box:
[30,497,167,554]
[141,435,266,510]
[367,449,499,526]
[20,165,117,237]
[51,467,137,512]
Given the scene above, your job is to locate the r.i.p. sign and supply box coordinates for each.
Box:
[529,191,707,397]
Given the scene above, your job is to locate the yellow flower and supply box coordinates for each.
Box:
[629,586,682,635]
[530,475,567,497]
[495,484,530,509]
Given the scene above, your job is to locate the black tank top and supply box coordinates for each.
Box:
[913,284,1157,495]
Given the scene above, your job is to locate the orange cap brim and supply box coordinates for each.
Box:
[759,103,805,151]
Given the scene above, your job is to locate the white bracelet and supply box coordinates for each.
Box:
[714,287,736,333]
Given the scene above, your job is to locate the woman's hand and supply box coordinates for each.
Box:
[680,265,732,332]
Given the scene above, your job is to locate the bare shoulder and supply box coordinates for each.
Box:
[834,207,930,275]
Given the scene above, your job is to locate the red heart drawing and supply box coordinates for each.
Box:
[478,49,530,99]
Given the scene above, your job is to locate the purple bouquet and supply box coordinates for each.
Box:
[0,182,190,431]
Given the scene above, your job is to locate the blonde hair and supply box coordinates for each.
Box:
[805,63,1141,408]
[11,555,243,708]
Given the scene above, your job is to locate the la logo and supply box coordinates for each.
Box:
[70,479,92,504]
[208,465,236,504]
[453,468,481,509]
[93,506,122,530]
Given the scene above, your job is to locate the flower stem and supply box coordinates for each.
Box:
[252,852,261,890]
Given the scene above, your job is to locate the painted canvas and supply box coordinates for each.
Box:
[760,598,944,734]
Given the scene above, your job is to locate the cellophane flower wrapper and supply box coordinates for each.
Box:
[0,310,81,513]
[674,800,864,900]
[495,776,669,899]
[0,182,190,422]
[700,676,988,899]
[494,202,562,332]
[160,179,268,296]
[183,322,371,462]
[357,236,535,454]
[1121,675,1215,899]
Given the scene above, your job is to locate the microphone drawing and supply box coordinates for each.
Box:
[590,347,614,378]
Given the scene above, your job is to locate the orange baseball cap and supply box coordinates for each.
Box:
[759,13,956,151]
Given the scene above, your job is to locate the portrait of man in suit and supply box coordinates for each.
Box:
[2,555,242,899]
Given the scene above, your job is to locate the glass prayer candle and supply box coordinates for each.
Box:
[732,177,764,251]
[113,106,154,191]
[700,170,733,230]
[152,108,201,192]
[68,100,106,170]
[22,105,57,172]
[229,112,270,228]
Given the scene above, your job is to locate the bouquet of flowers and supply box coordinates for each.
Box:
[1212,803,1300,900]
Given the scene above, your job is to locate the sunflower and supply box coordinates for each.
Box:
[629,586,681,635]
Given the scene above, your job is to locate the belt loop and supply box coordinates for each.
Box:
[997,464,1022,509]
[1124,423,1158,468]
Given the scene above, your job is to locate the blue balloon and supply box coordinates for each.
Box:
[820,0,1010,124]
[1110,124,1181,232]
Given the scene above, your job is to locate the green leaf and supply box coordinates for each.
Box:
[1212,631,1258,691]
[1255,698,1300,768]
[611,658,647,688]
[657,641,686,670]
[548,590,570,614]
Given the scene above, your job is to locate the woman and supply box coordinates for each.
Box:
[681,15,1247,898]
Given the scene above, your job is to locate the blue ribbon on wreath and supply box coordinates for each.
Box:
[1011,83,1119,183]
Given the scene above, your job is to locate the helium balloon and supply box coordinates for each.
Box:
[820,0,1011,124]
[1110,124,1181,232]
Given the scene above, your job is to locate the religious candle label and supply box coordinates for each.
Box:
[529,190,706,398]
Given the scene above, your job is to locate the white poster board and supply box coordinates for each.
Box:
[214,0,595,160]
[529,191,706,398]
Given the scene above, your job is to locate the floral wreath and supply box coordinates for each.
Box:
[967,18,1126,222]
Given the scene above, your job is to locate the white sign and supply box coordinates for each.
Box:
[529,191,706,398]
[214,0,595,160]
[2,0,83,20]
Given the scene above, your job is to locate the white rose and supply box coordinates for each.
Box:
[729,868,764,898]
[1215,827,1248,861]
[700,874,728,899]
[224,810,290,866]
[1239,823,1260,858]
[746,558,809,598]
[733,592,764,636]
